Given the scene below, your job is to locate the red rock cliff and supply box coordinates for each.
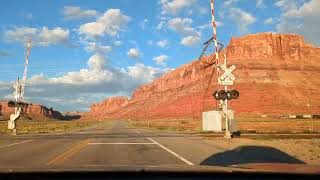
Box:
[89,96,129,117]
[86,33,320,119]
[0,101,63,120]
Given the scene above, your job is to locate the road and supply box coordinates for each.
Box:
[0,120,306,170]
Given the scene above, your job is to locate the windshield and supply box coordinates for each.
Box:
[0,0,319,174]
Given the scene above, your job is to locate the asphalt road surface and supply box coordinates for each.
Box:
[0,120,306,170]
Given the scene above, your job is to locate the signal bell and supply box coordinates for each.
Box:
[213,90,239,101]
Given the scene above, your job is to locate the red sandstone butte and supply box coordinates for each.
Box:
[0,101,63,120]
[85,33,320,120]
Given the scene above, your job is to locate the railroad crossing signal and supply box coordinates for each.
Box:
[219,62,236,86]
[213,90,239,101]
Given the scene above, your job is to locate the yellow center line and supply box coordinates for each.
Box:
[46,139,91,166]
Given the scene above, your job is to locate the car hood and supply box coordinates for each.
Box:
[0,163,319,175]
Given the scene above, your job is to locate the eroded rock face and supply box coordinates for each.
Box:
[87,96,129,118]
[86,33,320,120]
[0,101,63,120]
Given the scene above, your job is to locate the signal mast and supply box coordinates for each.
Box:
[199,0,239,139]
[8,41,32,135]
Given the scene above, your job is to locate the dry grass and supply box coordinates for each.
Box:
[237,114,320,133]
[128,114,320,134]
[0,118,99,135]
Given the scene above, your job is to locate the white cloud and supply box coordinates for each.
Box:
[4,26,70,46]
[127,48,141,58]
[168,17,201,47]
[140,19,149,30]
[228,8,256,34]
[62,6,97,20]
[147,40,153,45]
[168,18,199,36]
[264,18,273,24]
[276,0,320,46]
[0,54,166,111]
[274,0,297,11]
[85,42,112,54]
[87,54,107,71]
[256,0,265,8]
[160,0,197,15]
[79,9,130,38]
[224,0,240,7]
[127,63,162,82]
[153,55,168,66]
[180,35,200,47]
[156,21,166,30]
[113,40,122,46]
[157,40,169,48]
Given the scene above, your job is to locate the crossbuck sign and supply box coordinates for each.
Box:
[219,63,236,86]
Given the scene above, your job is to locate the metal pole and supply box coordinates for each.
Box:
[308,89,312,132]
[8,42,32,135]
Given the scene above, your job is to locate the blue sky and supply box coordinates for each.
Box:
[0,0,319,111]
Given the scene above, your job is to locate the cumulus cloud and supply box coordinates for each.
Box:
[168,17,201,47]
[180,35,200,47]
[4,26,70,46]
[127,63,163,82]
[79,9,130,38]
[168,18,199,36]
[275,0,320,46]
[264,18,273,24]
[0,54,165,111]
[157,40,169,48]
[127,48,141,59]
[84,42,112,54]
[160,0,197,15]
[87,54,107,71]
[227,8,256,34]
[153,55,168,66]
[113,40,122,46]
[256,0,265,8]
[39,58,160,92]
[223,0,240,7]
[62,6,98,20]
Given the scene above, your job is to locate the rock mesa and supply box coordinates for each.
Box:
[0,101,63,120]
[86,33,320,120]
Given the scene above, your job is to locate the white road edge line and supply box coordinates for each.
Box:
[135,130,140,134]
[0,140,33,149]
[147,137,194,166]
[88,142,156,145]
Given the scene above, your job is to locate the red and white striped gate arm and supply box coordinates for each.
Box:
[210,0,221,85]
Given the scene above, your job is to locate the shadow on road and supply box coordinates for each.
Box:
[200,146,305,166]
